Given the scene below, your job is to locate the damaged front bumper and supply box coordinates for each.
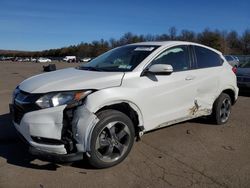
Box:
[10,103,99,162]
[29,146,84,163]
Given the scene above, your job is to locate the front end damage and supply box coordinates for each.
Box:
[71,106,99,154]
[13,101,99,163]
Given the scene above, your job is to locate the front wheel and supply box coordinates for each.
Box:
[211,93,232,125]
[87,110,135,168]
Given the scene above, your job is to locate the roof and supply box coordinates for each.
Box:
[128,41,222,54]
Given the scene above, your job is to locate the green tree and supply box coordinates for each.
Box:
[197,29,223,51]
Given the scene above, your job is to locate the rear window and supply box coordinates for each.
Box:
[194,46,222,68]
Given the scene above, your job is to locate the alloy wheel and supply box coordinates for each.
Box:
[95,121,131,163]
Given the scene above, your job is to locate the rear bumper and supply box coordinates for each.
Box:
[29,146,84,163]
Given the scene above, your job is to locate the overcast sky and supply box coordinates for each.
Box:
[0,0,249,51]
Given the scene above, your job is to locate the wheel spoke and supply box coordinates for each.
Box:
[226,101,230,110]
[220,98,231,122]
[220,108,225,117]
[99,138,110,148]
[114,141,125,154]
[107,125,116,139]
[116,129,127,141]
[104,145,114,156]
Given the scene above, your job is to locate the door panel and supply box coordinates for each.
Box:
[191,45,224,113]
[138,71,197,131]
[122,45,199,131]
[190,67,222,112]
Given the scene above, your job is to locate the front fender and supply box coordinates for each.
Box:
[72,106,99,153]
[72,88,145,153]
[84,88,144,127]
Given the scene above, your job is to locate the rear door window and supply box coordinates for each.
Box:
[194,46,222,68]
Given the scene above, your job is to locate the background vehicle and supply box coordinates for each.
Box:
[63,56,76,63]
[11,41,238,168]
[81,57,92,63]
[237,61,250,90]
[23,58,30,62]
[37,57,52,63]
[30,58,37,62]
[0,56,14,61]
[234,56,240,62]
[224,55,239,67]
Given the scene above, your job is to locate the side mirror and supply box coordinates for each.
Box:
[143,64,173,76]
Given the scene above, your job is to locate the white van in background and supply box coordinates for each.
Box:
[63,56,76,63]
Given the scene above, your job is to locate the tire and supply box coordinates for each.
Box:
[211,93,232,125]
[87,110,135,168]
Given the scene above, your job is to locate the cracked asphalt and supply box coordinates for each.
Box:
[0,62,250,188]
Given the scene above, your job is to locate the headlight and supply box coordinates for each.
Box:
[36,90,92,109]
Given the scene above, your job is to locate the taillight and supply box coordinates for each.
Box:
[232,66,237,74]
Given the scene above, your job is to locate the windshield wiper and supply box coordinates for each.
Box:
[79,66,103,71]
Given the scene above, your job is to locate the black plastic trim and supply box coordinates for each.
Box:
[31,136,64,145]
[188,45,197,69]
[29,146,84,163]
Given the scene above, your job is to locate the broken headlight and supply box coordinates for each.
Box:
[36,90,92,109]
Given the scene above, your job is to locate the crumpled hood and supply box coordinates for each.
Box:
[19,68,124,93]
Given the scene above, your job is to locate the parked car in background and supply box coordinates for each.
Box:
[237,61,250,90]
[0,56,14,61]
[63,56,76,63]
[37,57,52,63]
[10,41,238,168]
[23,58,30,62]
[234,56,240,62]
[16,58,23,62]
[31,58,37,62]
[224,55,239,67]
[81,57,92,63]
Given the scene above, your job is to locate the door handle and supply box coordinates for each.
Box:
[185,75,195,81]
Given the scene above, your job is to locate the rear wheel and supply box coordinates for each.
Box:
[87,110,135,168]
[211,93,232,125]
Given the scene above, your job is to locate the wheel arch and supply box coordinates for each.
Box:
[93,101,145,139]
[221,88,236,105]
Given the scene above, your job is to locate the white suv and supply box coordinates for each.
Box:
[10,41,238,168]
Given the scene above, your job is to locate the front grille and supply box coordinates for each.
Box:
[13,105,25,124]
[12,89,42,124]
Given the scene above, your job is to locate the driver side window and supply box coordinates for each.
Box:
[151,45,190,72]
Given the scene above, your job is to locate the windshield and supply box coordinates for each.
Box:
[79,45,159,72]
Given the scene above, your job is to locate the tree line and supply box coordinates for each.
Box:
[2,27,250,58]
